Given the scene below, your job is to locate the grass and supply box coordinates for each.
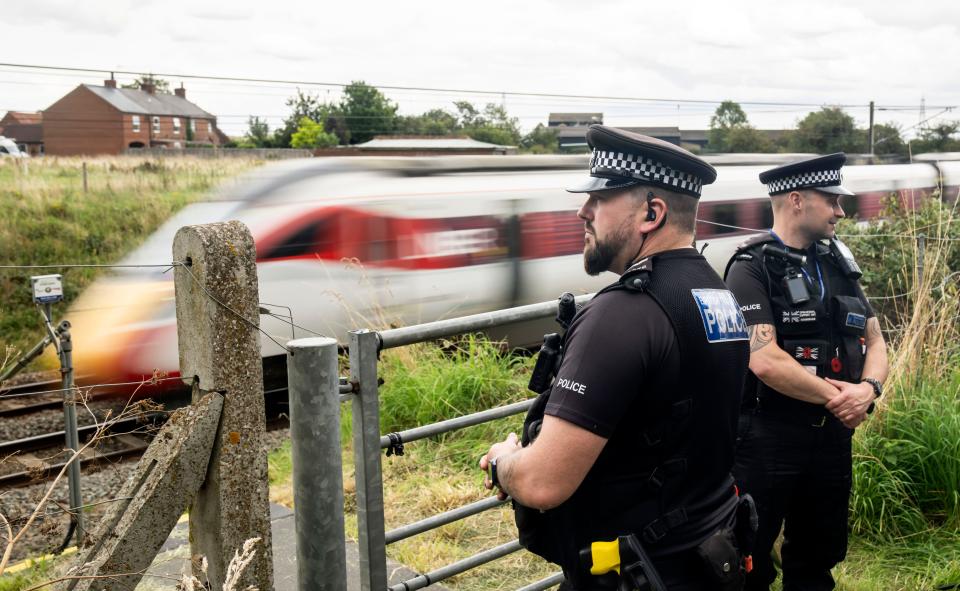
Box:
[0,155,261,364]
[0,558,55,591]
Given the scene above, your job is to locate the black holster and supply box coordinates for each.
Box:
[694,528,744,591]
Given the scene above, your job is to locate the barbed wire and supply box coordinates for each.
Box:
[0,376,185,400]
[0,263,180,270]
[866,289,917,301]
[259,302,331,339]
[0,498,135,526]
[172,262,292,354]
[696,218,960,242]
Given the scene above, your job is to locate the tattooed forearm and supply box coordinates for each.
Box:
[749,324,775,353]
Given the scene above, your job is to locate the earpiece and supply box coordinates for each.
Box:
[646,192,657,222]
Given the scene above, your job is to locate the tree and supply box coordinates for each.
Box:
[520,124,559,154]
[871,123,907,156]
[397,109,460,136]
[243,116,273,148]
[707,101,772,152]
[122,74,170,93]
[455,102,521,146]
[790,107,862,153]
[338,81,398,144]
[910,121,960,154]
[290,117,338,149]
[274,89,334,148]
[724,126,773,153]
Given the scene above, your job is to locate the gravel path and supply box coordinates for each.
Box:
[1,424,291,564]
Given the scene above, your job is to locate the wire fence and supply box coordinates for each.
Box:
[0,219,955,383]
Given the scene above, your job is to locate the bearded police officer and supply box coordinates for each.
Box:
[724,154,889,591]
[479,126,753,590]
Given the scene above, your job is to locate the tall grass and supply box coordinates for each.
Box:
[838,192,960,589]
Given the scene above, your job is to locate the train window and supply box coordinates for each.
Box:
[709,203,739,235]
[263,220,331,259]
[840,194,859,219]
[759,201,774,229]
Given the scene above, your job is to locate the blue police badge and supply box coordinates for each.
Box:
[845,312,866,330]
[691,289,750,343]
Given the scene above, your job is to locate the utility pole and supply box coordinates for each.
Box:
[868,101,875,156]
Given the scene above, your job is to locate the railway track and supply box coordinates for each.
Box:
[0,378,70,417]
[1,389,292,488]
[0,415,159,487]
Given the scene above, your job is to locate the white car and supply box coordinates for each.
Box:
[0,136,29,158]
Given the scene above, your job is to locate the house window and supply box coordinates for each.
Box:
[190,119,196,133]
[132,115,141,133]
[152,116,160,133]
[173,118,181,135]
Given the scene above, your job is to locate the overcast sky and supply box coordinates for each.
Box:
[2,0,958,137]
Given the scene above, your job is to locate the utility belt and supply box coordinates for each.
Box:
[576,490,757,591]
[743,392,845,430]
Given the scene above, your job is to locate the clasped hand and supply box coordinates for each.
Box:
[825,378,875,428]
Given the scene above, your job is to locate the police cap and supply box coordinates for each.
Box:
[759,152,855,197]
[566,125,717,198]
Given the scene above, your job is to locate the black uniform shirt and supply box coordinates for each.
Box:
[726,243,874,328]
[544,286,681,441]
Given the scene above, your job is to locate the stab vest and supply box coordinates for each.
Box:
[515,251,749,585]
[725,234,869,416]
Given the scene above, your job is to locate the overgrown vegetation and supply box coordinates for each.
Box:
[0,156,261,362]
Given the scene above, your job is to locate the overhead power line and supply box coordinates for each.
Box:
[1,62,954,111]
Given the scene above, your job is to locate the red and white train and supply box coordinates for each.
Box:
[65,153,960,387]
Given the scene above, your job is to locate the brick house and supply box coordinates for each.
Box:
[0,111,44,155]
[42,79,222,156]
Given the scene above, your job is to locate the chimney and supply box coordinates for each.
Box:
[142,82,156,94]
[175,83,186,99]
[104,73,117,89]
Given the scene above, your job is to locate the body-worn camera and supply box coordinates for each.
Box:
[761,244,811,305]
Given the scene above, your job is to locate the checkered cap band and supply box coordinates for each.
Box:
[590,149,703,196]
[766,169,842,194]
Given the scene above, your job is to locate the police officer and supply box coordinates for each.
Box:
[479,126,752,590]
[724,154,889,591]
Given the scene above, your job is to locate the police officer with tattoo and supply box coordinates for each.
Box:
[479,126,753,590]
[723,154,889,590]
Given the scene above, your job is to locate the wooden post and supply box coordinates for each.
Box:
[173,221,274,591]
[82,162,88,193]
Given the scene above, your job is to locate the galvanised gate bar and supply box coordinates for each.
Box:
[287,294,593,591]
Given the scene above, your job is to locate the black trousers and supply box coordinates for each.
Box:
[733,410,852,591]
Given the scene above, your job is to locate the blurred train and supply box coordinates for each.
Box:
[64,153,960,388]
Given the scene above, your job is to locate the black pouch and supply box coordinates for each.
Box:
[515,387,566,564]
[832,295,868,379]
[832,295,867,336]
[695,529,744,591]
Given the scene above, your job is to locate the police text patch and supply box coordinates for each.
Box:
[692,289,749,343]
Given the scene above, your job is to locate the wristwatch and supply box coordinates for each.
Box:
[862,377,883,398]
[489,456,500,489]
[862,377,883,414]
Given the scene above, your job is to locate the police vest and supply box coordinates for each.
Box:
[725,234,869,415]
[515,251,749,585]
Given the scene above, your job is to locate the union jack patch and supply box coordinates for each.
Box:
[795,346,820,360]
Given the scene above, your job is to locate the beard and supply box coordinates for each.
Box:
[583,220,634,276]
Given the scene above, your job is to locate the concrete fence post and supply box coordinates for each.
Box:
[287,337,347,591]
[173,220,274,591]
